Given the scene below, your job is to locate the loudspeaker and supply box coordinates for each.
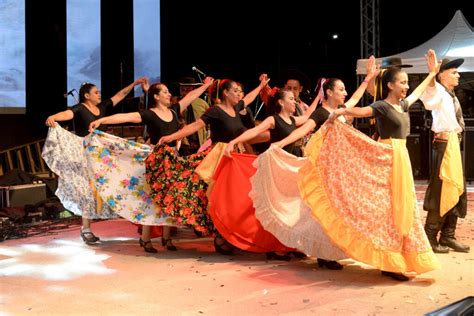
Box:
[0,183,47,208]
[407,134,423,179]
[464,127,474,181]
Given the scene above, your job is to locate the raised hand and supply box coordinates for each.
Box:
[259,73,270,87]
[426,49,440,74]
[203,76,215,85]
[141,78,149,93]
[366,55,378,79]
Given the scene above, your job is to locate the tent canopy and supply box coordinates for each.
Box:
[356,10,474,76]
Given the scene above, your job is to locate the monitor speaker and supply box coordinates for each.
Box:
[464,127,474,181]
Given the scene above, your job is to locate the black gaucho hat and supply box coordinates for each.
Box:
[279,68,312,92]
[175,76,203,86]
[380,57,413,69]
[440,58,464,72]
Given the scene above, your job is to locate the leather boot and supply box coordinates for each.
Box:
[439,214,470,253]
[424,210,449,253]
[425,224,450,253]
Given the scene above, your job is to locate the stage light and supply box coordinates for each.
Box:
[0,240,115,280]
[332,34,339,39]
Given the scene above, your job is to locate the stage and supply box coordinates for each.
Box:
[0,184,473,315]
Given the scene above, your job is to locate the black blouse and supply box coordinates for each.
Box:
[309,107,331,132]
[140,103,181,146]
[70,99,112,137]
[200,104,246,143]
[270,115,299,156]
[369,99,410,139]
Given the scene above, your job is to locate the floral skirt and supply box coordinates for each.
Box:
[84,131,172,225]
[298,121,440,274]
[145,144,214,235]
[42,125,115,219]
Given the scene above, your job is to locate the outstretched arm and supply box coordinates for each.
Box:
[294,92,323,126]
[329,106,373,122]
[274,119,316,149]
[241,74,271,107]
[345,55,378,108]
[158,119,206,145]
[110,77,148,106]
[177,76,214,114]
[224,117,275,157]
[45,109,74,127]
[405,49,440,107]
[89,112,142,132]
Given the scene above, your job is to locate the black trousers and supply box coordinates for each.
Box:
[424,139,467,237]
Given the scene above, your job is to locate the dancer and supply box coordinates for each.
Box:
[158,75,270,255]
[223,86,321,261]
[420,58,469,253]
[89,76,215,252]
[273,56,377,149]
[44,78,146,245]
[319,49,441,280]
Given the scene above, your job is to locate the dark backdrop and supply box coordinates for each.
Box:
[1,0,472,150]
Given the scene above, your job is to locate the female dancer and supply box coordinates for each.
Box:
[89,77,214,252]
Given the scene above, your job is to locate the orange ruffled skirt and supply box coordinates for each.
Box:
[298,121,440,274]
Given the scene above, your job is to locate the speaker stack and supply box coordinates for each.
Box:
[407,105,431,179]
[464,118,474,181]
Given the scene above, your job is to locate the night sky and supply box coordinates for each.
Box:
[160,0,472,96]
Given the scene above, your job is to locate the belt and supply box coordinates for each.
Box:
[433,131,463,143]
[433,132,449,142]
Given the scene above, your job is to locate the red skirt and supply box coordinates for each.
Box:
[209,153,293,253]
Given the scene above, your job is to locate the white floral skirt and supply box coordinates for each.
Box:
[84,130,172,226]
[42,124,115,219]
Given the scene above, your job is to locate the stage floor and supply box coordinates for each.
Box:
[0,187,473,315]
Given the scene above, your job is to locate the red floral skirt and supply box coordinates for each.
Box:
[145,145,215,235]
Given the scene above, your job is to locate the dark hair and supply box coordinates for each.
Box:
[322,78,341,100]
[267,89,290,116]
[376,67,404,100]
[209,79,235,106]
[147,83,164,108]
[79,83,96,103]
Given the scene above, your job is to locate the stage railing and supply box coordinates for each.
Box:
[0,139,51,177]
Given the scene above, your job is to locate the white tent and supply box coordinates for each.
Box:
[356,10,474,76]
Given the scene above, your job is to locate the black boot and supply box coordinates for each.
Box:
[424,210,450,253]
[439,214,470,253]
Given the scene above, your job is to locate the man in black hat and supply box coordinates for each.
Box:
[175,77,209,155]
[420,57,469,253]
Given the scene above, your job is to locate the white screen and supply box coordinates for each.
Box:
[66,0,101,105]
[0,0,26,112]
[134,0,161,94]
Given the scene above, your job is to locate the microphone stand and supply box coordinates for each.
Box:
[195,72,210,104]
[142,88,149,140]
[119,60,124,138]
[254,95,265,120]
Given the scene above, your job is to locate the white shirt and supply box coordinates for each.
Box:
[420,82,462,133]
